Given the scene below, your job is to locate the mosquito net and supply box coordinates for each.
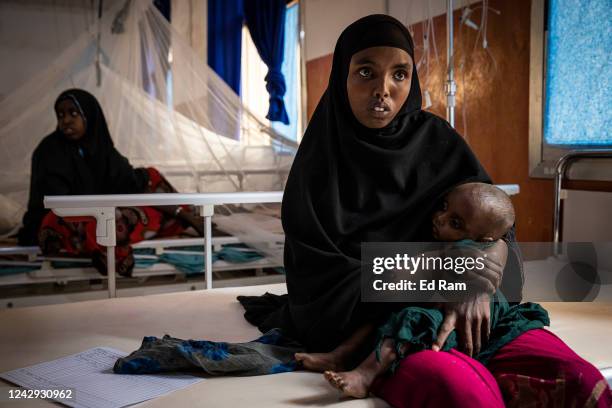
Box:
[0,0,298,236]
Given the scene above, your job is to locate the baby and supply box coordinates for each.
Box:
[431,182,515,244]
[295,182,516,398]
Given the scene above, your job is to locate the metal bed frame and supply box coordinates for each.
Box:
[42,191,284,298]
[553,150,612,246]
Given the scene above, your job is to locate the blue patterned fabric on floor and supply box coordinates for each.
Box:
[113,328,303,376]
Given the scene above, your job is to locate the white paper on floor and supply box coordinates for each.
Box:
[0,347,203,408]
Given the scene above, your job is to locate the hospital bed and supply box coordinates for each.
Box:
[0,192,286,307]
[0,185,520,307]
[0,282,609,408]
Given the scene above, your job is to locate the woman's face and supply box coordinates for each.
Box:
[346,46,413,129]
[55,99,86,141]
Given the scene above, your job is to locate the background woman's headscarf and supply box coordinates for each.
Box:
[18,89,148,245]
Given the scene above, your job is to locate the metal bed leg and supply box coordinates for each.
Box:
[202,205,214,289]
[107,246,116,298]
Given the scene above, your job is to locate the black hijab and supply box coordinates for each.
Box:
[272,15,495,351]
[18,89,148,245]
[243,15,522,351]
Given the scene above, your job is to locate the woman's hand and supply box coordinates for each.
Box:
[445,239,508,295]
[432,293,491,357]
[431,240,508,357]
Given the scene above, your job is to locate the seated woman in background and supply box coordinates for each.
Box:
[17,89,203,276]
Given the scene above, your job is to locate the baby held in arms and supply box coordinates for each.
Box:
[431,182,515,244]
[295,182,516,398]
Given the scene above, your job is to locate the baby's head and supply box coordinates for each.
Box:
[432,182,515,242]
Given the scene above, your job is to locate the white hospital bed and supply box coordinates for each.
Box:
[42,191,285,296]
[0,283,609,408]
[0,193,286,306]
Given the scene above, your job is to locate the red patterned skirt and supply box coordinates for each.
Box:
[38,168,195,276]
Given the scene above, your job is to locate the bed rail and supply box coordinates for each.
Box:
[44,192,283,298]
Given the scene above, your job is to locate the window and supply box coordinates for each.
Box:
[241,3,302,142]
[543,0,611,146]
[529,0,612,178]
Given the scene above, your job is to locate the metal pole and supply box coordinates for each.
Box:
[202,205,214,289]
[446,0,456,127]
[106,246,116,298]
[96,0,103,87]
[298,0,308,141]
[553,150,612,248]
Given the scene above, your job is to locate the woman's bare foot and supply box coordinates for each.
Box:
[294,352,346,372]
[324,368,376,399]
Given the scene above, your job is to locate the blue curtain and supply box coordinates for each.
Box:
[208,0,244,95]
[244,0,289,124]
[272,4,299,140]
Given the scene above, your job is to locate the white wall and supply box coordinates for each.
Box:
[0,0,121,101]
[0,0,207,105]
[303,0,385,61]
[303,0,481,61]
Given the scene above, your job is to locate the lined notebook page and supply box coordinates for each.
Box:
[0,347,203,408]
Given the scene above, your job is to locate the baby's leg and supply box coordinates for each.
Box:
[324,338,402,399]
[295,323,375,372]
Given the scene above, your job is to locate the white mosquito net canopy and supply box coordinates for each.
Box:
[0,0,298,235]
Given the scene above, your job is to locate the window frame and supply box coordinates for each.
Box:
[528,0,612,180]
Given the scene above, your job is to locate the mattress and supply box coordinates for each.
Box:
[0,283,610,407]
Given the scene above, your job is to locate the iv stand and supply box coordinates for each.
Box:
[446,0,456,127]
[96,0,103,87]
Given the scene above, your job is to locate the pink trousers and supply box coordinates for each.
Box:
[372,328,612,407]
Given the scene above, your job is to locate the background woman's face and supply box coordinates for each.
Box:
[55,99,86,141]
[346,46,412,129]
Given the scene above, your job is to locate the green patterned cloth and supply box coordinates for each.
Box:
[376,292,549,370]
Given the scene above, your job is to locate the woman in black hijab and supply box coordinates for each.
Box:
[18,89,150,245]
[18,89,203,275]
[241,14,517,350]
